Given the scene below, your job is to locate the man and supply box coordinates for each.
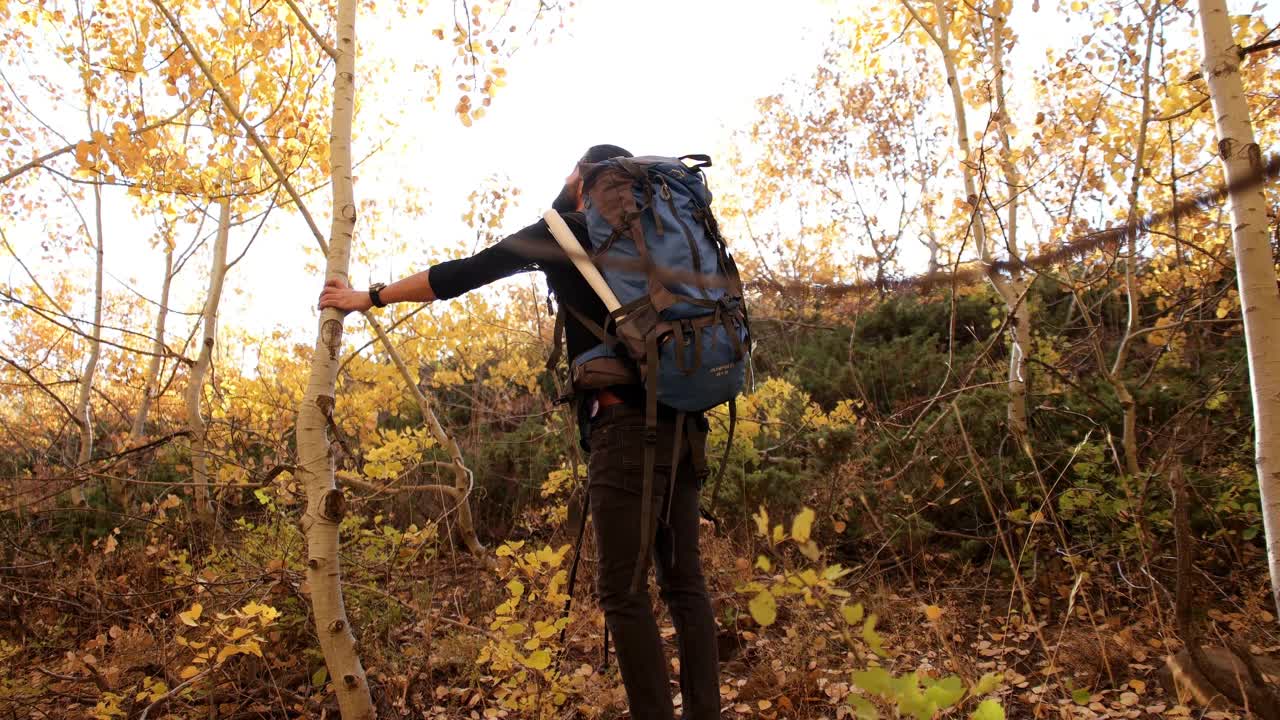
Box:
[318,145,720,720]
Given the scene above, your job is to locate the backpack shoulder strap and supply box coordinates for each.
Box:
[563,303,612,345]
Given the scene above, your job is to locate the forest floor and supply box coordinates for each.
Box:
[404,528,1278,720]
[2,511,1277,719]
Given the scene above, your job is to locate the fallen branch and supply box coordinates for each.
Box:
[138,666,217,720]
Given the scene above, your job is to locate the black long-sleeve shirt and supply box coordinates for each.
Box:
[428,212,608,364]
[428,212,635,448]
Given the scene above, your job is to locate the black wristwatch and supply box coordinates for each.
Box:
[368,282,388,308]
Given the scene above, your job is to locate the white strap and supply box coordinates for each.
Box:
[543,210,622,313]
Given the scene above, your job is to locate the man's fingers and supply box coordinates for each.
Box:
[324,277,347,289]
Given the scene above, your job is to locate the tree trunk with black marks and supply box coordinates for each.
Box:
[71,181,105,506]
[1198,0,1280,622]
[187,200,230,521]
[293,0,374,715]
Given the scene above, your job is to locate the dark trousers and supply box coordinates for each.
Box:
[587,404,720,720]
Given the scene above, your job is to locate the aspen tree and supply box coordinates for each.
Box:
[186,200,230,521]
[292,0,375,713]
[130,243,174,440]
[116,233,175,508]
[70,2,105,504]
[71,181,104,505]
[899,0,1033,442]
[1197,0,1280,620]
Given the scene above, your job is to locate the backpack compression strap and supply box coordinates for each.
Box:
[629,332,661,594]
[706,398,737,520]
[545,305,567,372]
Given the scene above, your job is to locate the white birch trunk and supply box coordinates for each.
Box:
[71,182,105,505]
[132,244,174,439]
[1198,0,1280,620]
[187,200,230,521]
[112,244,175,508]
[910,0,1030,439]
[294,0,374,714]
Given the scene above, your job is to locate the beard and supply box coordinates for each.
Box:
[551,182,579,213]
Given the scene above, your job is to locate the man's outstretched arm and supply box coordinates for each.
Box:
[317,269,436,313]
[316,218,561,314]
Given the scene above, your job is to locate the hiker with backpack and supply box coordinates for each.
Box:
[318,144,749,720]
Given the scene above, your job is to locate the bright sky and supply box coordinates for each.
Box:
[214,0,835,340]
[5,0,1273,356]
[0,0,834,362]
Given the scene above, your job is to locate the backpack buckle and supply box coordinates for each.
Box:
[680,318,695,344]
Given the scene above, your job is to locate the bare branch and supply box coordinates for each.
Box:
[281,0,338,58]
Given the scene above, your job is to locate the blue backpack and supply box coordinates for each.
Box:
[553,154,750,591]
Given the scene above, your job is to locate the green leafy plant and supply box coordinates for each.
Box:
[741,507,1005,719]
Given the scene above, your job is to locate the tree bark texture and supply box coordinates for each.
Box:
[1198,0,1280,621]
[187,200,230,521]
[293,0,375,715]
[71,182,105,505]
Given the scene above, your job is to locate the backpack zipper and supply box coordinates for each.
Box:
[660,179,704,279]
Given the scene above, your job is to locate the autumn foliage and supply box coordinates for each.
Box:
[2,0,1280,718]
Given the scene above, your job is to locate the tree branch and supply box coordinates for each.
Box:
[0,99,197,185]
[148,0,329,254]
[281,0,338,58]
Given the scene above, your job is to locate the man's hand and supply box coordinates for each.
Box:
[317,277,373,314]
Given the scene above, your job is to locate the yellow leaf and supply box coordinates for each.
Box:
[242,601,280,624]
[179,665,199,679]
[791,507,815,544]
[925,604,944,622]
[179,603,203,627]
[507,579,525,602]
[841,602,864,625]
[216,644,239,663]
[74,141,93,167]
[524,649,551,670]
[749,590,777,626]
[753,507,769,538]
[798,541,821,562]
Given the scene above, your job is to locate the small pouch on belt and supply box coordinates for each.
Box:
[572,356,640,392]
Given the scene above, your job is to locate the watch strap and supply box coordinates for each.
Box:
[369,282,387,308]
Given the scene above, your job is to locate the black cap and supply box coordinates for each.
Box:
[580,144,633,165]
